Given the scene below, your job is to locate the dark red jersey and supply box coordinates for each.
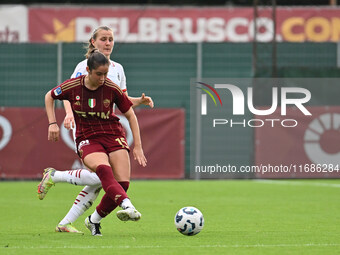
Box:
[51,75,133,141]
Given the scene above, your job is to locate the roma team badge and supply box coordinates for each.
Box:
[88,98,96,108]
[103,99,110,108]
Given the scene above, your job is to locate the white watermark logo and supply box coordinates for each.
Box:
[197,83,312,128]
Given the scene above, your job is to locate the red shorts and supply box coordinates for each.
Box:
[76,135,130,160]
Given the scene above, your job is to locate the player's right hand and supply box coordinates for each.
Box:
[48,124,60,142]
[64,112,75,130]
[133,146,147,167]
[140,93,154,108]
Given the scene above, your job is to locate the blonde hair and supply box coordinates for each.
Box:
[85,26,113,58]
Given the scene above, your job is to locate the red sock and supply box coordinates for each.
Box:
[119,181,130,192]
[96,193,116,217]
[96,181,130,217]
[96,164,128,206]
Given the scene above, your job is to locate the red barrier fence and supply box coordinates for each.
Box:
[255,106,340,178]
[0,108,185,179]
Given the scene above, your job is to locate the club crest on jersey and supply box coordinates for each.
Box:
[103,99,110,108]
[76,95,80,100]
[54,87,62,96]
[88,99,96,108]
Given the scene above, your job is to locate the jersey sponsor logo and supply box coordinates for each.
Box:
[75,72,82,77]
[88,99,96,108]
[103,99,110,108]
[74,110,111,119]
[54,87,62,96]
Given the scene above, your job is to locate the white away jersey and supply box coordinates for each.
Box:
[71,59,127,92]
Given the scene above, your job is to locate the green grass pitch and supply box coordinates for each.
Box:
[1,179,340,255]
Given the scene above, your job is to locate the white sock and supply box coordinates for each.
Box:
[90,210,103,224]
[120,198,135,210]
[59,184,101,225]
[51,169,101,186]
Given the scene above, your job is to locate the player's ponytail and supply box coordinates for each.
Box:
[85,38,96,59]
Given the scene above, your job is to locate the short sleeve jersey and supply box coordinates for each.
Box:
[71,59,127,92]
[51,75,132,141]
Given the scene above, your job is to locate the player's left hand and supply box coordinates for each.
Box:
[48,123,60,142]
[140,93,154,108]
[133,146,147,167]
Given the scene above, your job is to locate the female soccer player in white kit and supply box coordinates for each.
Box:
[37,26,153,234]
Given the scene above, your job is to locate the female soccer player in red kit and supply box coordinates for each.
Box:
[45,49,146,236]
[38,26,152,234]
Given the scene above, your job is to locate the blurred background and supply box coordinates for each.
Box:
[1,0,340,179]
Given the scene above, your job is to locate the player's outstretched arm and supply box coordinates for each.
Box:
[124,108,147,167]
[45,90,60,142]
[128,93,154,108]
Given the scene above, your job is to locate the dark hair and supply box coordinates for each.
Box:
[85,26,113,58]
[87,49,110,71]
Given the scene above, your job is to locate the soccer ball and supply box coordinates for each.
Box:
[174,206,204,236]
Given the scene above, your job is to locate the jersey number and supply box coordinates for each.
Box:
[115,137,128,148]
